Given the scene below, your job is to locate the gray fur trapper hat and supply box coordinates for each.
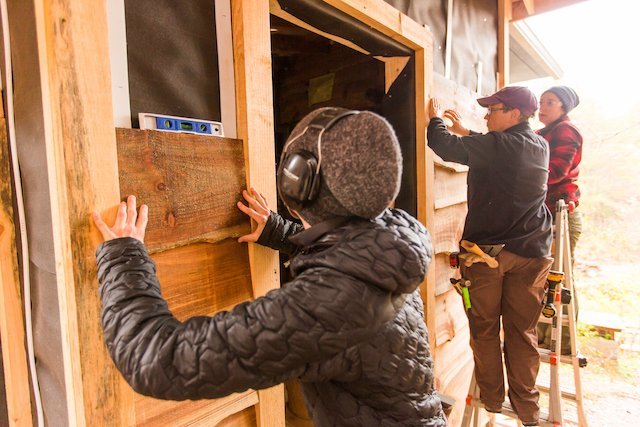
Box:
[281,107,403,224]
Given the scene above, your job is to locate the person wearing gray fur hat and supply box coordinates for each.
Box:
[536,85,584,355]
[92,108,446,426]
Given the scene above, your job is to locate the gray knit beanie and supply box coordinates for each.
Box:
[280,107,402,224]
[544,86,580,113]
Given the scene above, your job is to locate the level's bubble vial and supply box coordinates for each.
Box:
[140,113,224,137]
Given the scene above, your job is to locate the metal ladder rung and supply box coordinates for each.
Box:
[538,314,569,326]
[537,383,577,401]
[465,395,556,427]
[538,347,584,366]
[501,402,554,427]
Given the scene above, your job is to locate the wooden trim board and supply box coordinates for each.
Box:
[0,114,32,425]
[231,0,285,424]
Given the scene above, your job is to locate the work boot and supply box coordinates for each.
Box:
[483,403,502,414]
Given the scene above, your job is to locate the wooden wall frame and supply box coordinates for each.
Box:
[3,0,435,425]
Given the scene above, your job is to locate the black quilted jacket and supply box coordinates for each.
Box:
[96,208,445,426]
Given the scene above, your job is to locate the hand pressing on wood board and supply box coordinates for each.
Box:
[93,195,148,243]
[236,187,270,243]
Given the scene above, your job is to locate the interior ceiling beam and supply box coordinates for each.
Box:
[511,0,589,21]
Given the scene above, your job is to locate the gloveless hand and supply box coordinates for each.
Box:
[236,187,270,243]
[93,195,148,243]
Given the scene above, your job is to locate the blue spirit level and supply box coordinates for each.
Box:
[138,113,224,137]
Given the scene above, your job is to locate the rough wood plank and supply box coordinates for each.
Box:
[232,1,285,425]
[31,0,134,424]
[116,128,250,254]
[136,390,258,427]
[0,116,32,425]
[433,202,467,255]
[434,164,467,209]
[434,287,469,347]
[153,241,253,321]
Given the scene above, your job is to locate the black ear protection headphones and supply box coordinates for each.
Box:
[277,108,360,212]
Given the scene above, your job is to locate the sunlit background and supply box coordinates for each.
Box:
[516,3,640,425]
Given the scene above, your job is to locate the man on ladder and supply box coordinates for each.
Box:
[460,199,588,426]
[427,87,553,426]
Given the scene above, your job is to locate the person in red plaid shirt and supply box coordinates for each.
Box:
[537,85,583,355]
[537,85,583,260]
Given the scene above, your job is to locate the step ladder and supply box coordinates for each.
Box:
[537,199,587,426]
[461,200,588,426]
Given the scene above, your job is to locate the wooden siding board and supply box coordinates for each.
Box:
[434,288,469,347]
[154,241,253,320]
[116,128,250,254]
[432,202,467,255]
[434,165,467,209]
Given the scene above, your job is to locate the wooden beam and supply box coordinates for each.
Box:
[0,112,32,425]
[269,0,370,55]
[231,1,285,425]
[321,0,431,50]
[29,0,133,424]
[498,0,511,88]
[415,29,437,357]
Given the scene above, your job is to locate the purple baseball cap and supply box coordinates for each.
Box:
[477,86,538,117]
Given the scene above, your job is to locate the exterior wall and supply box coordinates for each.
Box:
[1,0,434,425]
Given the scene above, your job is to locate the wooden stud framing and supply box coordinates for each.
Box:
[231,0,285,424]
[498,0,511,88]
[444,0,454,80]
[29,0,132,424]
